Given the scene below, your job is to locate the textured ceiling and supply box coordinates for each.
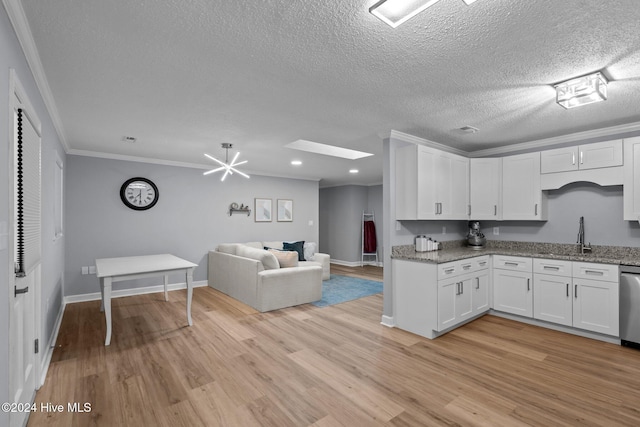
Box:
[15,0,640,186]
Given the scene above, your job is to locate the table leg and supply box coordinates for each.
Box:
[100,278,105,312]
[186,268,193,326]
[164,275,169,301]
[104,277,112,346]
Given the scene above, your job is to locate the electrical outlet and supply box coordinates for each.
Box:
[89,266,96,274]
[493,227,499,235]
[81,266,88,275]
[395,221,401,231]
[308,220,313,226]
[442,226,446,234]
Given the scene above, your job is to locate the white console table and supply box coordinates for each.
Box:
[95,254,198,346]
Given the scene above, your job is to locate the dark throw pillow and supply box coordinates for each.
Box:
[283,241,305,261]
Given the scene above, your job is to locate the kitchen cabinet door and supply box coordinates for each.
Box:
[470,158,502,220]
[541,146,579,174]
[472,271,490,315]
[493,269,533,317]
[502,152,546,220]
[579,140,623,170]
[440,152,470,219]
[623,137,640,221]
[573,278,619,336]
[533,273,573,326]
[437,276,473,331]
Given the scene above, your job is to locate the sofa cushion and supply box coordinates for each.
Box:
[263,241,284,250]
[236,245,280,270]
[217,243,239,255]
[283,241,305,261]
[268,249,299,268]
[244,241,264,249]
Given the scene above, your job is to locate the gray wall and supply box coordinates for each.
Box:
[0,7,67,423]
[65,155,319,296]
[319,185,383,264]
[483,183,640,246]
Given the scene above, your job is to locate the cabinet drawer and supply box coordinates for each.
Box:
[533,258,572,277]
[438,256,489,280]
[493,256,532,272]
[572,262,619,283]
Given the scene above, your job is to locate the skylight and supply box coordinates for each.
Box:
[285,140,374,160]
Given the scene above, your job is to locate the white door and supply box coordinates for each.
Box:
[573,279,619,336]
[493,270,533,317]
[502,152,543,220]
[470,158,501,220]
[9,72,41,427]
[472,271,490,315]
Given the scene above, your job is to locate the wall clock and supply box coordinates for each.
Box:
[120,177,159,210]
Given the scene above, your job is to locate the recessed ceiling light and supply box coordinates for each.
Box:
[285,140,373,160]
[291,160,302,166]
[349,169,359,174]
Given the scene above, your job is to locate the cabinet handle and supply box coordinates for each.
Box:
[468,204,471,216]
[543,265,560,271]
[479,261,487,266]
[460,282,464,295]
[504,262,519,266]
[575,284,578,298]
[435,202,439,215]
[439,203,442,214]
[580,151,584,164]
[476,277,480,290]
[566,283,569,297]
[585,270,604,276]
[572,152,576,165]
[455,282,460,295]
[444,268,455,274]
[535,204,538,216]
[527,278,530,291]
[462,264,471,270]
[494,205,497,216]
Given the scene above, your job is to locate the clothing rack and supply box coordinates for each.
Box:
[362,211,378,267]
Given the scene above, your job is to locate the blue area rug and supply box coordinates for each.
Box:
[312,274,383,307]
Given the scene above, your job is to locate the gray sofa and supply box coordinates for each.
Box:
[208,242,327,312]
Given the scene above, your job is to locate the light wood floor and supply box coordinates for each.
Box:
[30,264,640,426]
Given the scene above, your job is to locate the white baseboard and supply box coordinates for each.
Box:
[64,280,208,304]
[380,315,395,327]
[39,299,66,387]
[331,259,383,268]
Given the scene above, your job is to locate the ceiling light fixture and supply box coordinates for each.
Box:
[349,169,359,174]
[369,0,441,28]
[291,160,302,166]
[285,140,373,160]
[555,71,608,109]
[462,0,478,4]
[203,143,250,181]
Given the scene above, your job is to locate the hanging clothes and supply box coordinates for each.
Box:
[363,220,377,253]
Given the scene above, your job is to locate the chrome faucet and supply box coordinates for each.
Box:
[577,216,592,254]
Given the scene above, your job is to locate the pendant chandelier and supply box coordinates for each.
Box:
[203,143,250,181]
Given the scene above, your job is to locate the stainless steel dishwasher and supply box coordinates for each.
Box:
[620,265,640,348]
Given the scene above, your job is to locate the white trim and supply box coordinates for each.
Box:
[39,299,65,387]
[469,121,640,158]
[540,166,624,190]
[389,130,468,157]
[380,315,395,327]
[63,280,208,304]
[330,259,362,267]
[67,149,322,182]
[319,182,383,189]
[3,0,69,151]
[489,311,621,345]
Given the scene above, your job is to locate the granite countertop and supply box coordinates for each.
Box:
[391,240,640,266]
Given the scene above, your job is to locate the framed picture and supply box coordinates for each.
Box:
[277,199,293,222]
[254,198,272,222]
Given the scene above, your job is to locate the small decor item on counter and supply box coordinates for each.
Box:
[467,220,486,249]
[415,235,428,252]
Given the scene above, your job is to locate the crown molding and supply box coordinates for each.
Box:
[3,0,70,151]
[389,130,468,157]
[468,121,640,158]
[67,149,322,182]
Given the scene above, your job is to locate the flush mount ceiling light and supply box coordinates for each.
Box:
[203,143,250,181]
[370,0,479,28]
[555,71,608,109]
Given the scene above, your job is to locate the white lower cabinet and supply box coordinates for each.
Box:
[393,256,489,339]
[493,256,533,317]
[533,259,619,336]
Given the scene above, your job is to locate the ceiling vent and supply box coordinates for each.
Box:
[459,126,479,134]
[121,136,137,143]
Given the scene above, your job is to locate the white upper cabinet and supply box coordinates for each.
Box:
[623,136,640,221]
[502,152,547,221]
[541,140,623,174]
[470,158,502,220]
[395,144,469,220]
